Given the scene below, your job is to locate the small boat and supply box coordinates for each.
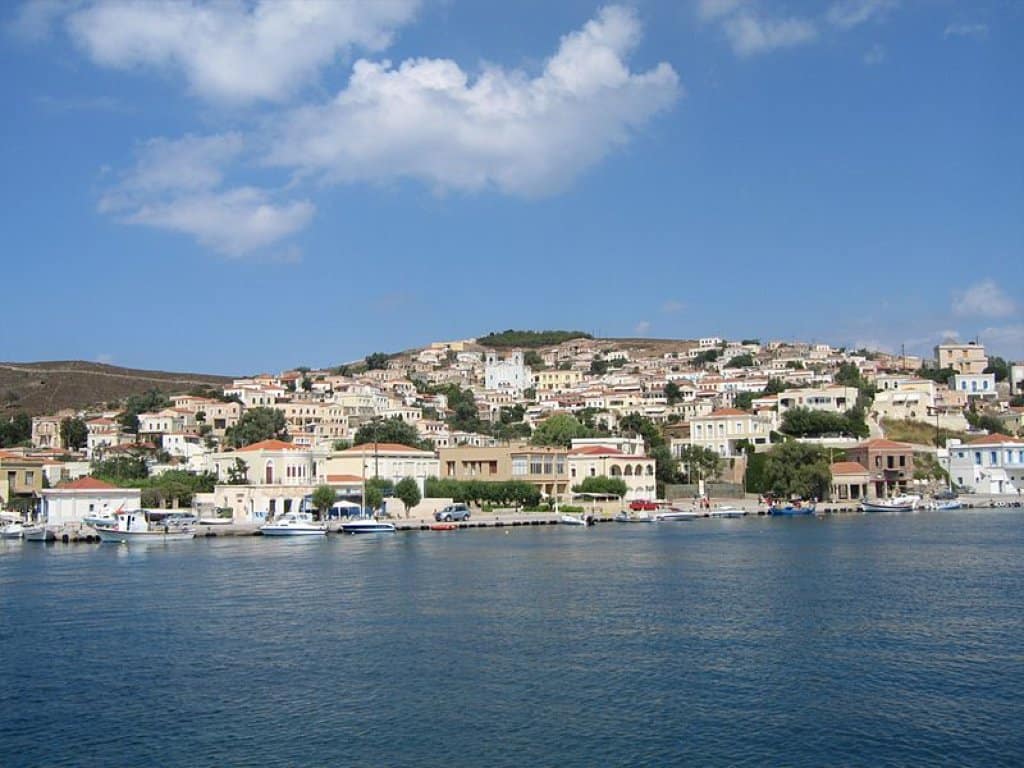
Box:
[929,499,962,511]
[707,506,747,518]
[198,517,232,526]
[83,511,118,529]
[655,509,700,522]
[429,522,457,531]
[0,521,25,539]
[860,494,920,513]
[340,518,396,534]
[96,510,196,543]
[559,513,589,526]
[769,503,816,516]
[614,510,655,523]
[259,512,326,536]
[22,525,56,542]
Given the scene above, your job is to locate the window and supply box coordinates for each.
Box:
[974,452,982,465]
[511,457,527,476]
[990,451,997,465]
[898,456,905,467]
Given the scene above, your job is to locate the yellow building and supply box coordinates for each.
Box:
[0,450,44,511]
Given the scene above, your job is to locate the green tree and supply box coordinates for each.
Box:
[725,353,755,368]
[984,356,1009,382]
[676,445,722,484]
[762,442,831,500]
[523,350,545,369]
[311,484,337,520]
[394,477,422,517]
[365,352,390,370]
[59,417,88,450]
[225,407,289,447]
[572,475,628,497]
[763,378,787,395]
[917,366,957,384]
[226,458,249,484]
[589,359,609,375]
[664,382,683,405]
[650,444,679,495]
[733,392,755,410]
[92,455,149,483]
[0,413,32,448]
[354,416,431,450]
[363,477,393,513]
[695,349,719,365]
[119,388,171,434]
[476,330,592,348]
[531,413,591,447]
[618,413,665,449]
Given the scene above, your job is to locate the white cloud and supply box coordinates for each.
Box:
[944,23,989,40]
[953,280,1016,318]
[7,0,78,41]
[101,133,314,256]
[696,0,747,22]
[62,0,419,103]
[826,0,897,30]
[634,321,652,335]
[721,13,817,57]
[266,5,680,197]
[980,325,1024,359]
[863,44,885,65]
[661,300,684,314]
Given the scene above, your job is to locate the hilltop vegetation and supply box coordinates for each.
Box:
[477,330,593,348]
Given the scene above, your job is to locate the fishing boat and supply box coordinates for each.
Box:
[259,512,326,536]
[96,510,196,543]
[860,494,920,513]
[340,518,396,534]
[707,506,747,518]
[655,509,700,521]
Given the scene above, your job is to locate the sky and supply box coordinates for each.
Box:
[1,0,1021,375]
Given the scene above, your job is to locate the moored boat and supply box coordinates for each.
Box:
[929,499,962,511]
[429,522,457,531]
[22,525,56,542]
[96,510,196,543]
[340,518,396,534]
[707,506,747,518]
[860,494,920,513]
[615,510,655,523]
[655,509,700,521]
[259,512,326,536]
[769,503,816,516]
[559,513,589,526]
[1,521,25,539]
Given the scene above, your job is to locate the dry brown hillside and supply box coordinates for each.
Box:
[0,361,233,416]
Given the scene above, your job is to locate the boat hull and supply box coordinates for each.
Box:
[860,502,915,513]
[769,507,816,516]
[340,523,396,534]
[655,511,699,521]
[259,527,326,536]
[97,528,196,543]
[23,526,56,541]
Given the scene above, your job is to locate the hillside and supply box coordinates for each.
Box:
[0,361,233,417]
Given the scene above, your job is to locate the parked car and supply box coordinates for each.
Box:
[434,503,471,522]
[629,500,658,511]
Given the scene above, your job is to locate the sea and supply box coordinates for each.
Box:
[1,510,1022,767]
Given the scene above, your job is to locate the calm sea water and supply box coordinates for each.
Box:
[1,511,1022,767]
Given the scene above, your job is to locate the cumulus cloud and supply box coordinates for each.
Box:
[696,0,748,22]
[826,0,897,29]
[980,325,1024,359]
[944,23,989,40]
[61,0,419,103]
[721,13,817,57]
[265,5,681,197]
[863,44,886,65]
[952,280,1016,318]
[101,133,314,256]
[634,321,652,335]
[661,300,685,314]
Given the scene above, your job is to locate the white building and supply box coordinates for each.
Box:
[947,434,1024,495]
[325,442,439,494]
[566,445,656,501]
[484,350,532,394]
[950,373,997,399]
[40,476,141,526]
[777,386,859,415]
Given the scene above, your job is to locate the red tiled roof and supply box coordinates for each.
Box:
[967,433,1024,445]
[57,476,119,490]
[831,461,869,475]
[568,445,620,456]
[235,439,301,452]
[326,474,363,483]
[708,408,749,417]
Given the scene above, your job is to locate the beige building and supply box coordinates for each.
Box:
[327,442,439,494]
[936,341,987,375]
[566,445,655,501]
[1,450,44,511]
[210,439,315,485]
[777,386,859,415]
[829,461,870,502]
[439,443,569,499]
[685,408,773,457]
[534,369,584,392]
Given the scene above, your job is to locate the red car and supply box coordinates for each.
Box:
[629,499,658,511]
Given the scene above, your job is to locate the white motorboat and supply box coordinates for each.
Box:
[96,510,196,543]
[340,518,396,534]
[198,517,232,526]
[23,525,56,542]
[260,512,326,536]
[929,499,962,511]
[614,510,656,523]
[655,509,700,522]
[860,494,920,513]
[0,521,25,539]
[559,513,589,526]
[707,506,747,518]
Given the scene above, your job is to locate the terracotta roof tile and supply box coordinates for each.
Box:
[57,476,119,490]
[830,461,869,475]
[236,439,301,452]
[967,433,1024,445]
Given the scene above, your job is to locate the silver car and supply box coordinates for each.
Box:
[434,503,471,522]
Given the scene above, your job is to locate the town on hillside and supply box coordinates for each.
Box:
[2,332,1023,525]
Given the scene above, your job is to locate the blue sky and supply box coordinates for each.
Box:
[2,0,1021,374]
